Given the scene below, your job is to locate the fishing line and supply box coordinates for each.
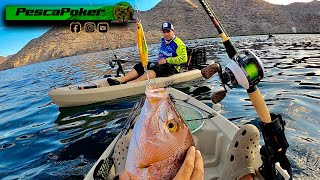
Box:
[185,114,215,121]
[145,68,152,89]
[170,96,215,116]
[87,0,93,9]
[134,0,140,21]
[105,33,118,61]
[86,0,114,64]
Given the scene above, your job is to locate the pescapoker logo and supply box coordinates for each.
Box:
[113,2,134,22]
[5,2,134,22]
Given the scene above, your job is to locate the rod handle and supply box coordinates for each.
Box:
[248,88,271,123]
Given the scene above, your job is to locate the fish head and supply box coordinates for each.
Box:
[126,88,194,171]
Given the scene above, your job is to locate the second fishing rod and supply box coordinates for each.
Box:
[197,0,293,179]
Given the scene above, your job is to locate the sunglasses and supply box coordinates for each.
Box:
[162,30,171,33]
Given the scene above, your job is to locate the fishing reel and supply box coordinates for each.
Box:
[108,54,126,77]
[109,60,115,68]
[202,50,265,103]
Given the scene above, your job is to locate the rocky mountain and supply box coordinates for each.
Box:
[1,0,320,70]
[0,56,6,64]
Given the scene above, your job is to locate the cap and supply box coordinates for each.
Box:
[161,22,174,31]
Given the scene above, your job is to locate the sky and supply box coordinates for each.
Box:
[0,0,318,57]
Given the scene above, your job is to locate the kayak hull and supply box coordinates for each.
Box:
[48,70,202,107]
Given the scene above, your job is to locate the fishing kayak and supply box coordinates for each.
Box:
[48,69,202,107]
[84,87,290,180]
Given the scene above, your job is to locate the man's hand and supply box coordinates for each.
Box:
[158,58,167,65]
[119,146,204,180]
[173,146,204,180]
[118,171,139,180]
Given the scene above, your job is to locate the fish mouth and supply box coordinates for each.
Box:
[146,88,167,101]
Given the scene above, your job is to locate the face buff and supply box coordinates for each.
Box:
[165,35,176,45]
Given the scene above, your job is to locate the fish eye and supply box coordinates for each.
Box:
[167,120,178,132]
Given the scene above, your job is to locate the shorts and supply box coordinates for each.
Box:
[133,62,178,77]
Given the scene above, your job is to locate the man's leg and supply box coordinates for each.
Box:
[129,63,174,83]
[117,69,139,83]
[129,70,156,83]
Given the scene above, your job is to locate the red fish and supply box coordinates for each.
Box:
[125,88,194,179]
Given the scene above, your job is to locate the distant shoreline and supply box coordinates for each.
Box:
[2,0,320,70]
[2,33,320,67]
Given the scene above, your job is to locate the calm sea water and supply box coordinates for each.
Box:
[0,34,319,179]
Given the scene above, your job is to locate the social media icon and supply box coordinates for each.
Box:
[84,22,95,33]
[70,22,81,33]
[97,22,109,33]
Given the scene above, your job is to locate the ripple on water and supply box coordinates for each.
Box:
[57,120,86,130]
[0,142,15,150]
[15,134,35,141]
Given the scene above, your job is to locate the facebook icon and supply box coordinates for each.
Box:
[70,22,81,33]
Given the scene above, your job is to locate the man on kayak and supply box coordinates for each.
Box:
[107,22,188,86]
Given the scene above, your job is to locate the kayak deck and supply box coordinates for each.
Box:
[84,87,241,179]
[85,88,290,179]
[48,70,202,107]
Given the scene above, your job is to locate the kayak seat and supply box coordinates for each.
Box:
[219,124,263,180]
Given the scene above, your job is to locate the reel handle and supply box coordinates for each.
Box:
[211,90,227,104]
[201,63,221,79]
[247,87,271,123]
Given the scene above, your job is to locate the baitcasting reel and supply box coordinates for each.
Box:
[202,49,265,103]
[108,54,126,77]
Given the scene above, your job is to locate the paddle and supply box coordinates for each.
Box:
[197,0,292,179]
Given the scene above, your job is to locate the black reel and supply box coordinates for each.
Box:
[108,54,126,77]
[108,60,125,77]
[202,49,265,103]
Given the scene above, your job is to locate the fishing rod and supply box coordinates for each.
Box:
[198,0,292,179]
[86,0,125,77]
[104,33,126,77]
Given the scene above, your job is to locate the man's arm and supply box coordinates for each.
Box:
[166,38,188,65]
